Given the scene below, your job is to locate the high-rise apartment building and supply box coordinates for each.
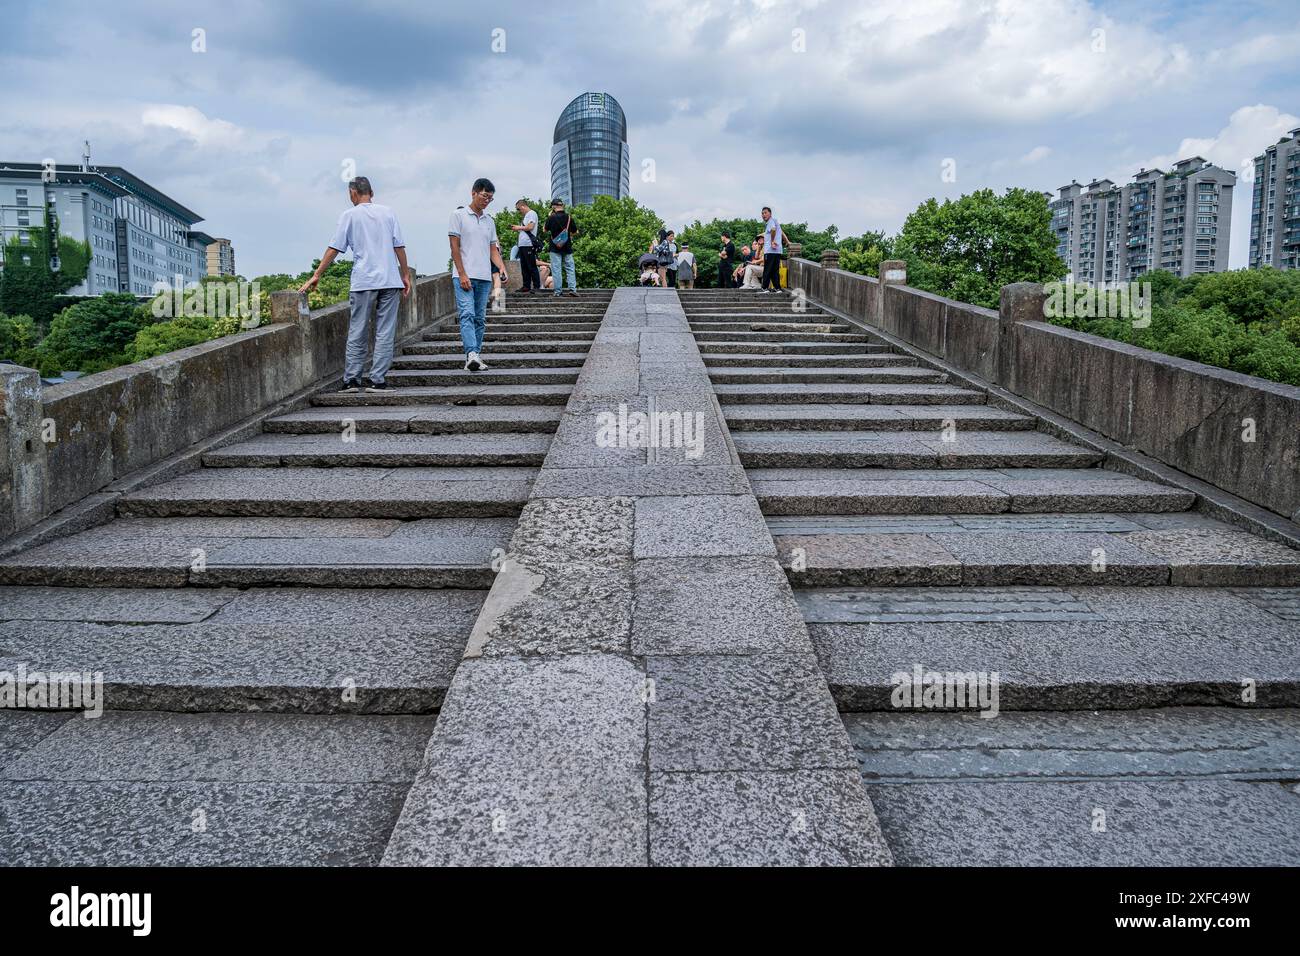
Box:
[1051,157,1235,284]
[205,236,236,276]
[1249,128,1300,270]
[550,92,630,207]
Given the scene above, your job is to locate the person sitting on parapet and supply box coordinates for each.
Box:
[299,175,410,394]
[449,177,509,372]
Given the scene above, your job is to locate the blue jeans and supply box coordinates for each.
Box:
[549,252,576,293]
[453,277,492,354]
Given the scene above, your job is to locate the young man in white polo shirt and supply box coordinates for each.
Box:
[449,178,508,371]
[299,176,410,392]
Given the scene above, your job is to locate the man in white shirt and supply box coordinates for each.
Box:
[676,243,697,289]
[758,205,786,294]
[449,178,508,371]
[299,176,410,392]
[510,199,541,294]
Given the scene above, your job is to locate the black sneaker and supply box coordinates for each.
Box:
[564,290,579,298]
[364,379,393,392]
[340,378,361,393]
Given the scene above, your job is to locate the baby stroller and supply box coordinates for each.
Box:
[637,252,661,286]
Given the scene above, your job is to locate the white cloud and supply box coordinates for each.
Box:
[1020,146,1052,164]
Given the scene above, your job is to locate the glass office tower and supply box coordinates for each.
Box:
[550,92,631,207]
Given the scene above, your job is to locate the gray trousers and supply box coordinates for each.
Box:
[346,287,401,383]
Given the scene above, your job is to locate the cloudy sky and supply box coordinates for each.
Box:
[3,0,1296,276]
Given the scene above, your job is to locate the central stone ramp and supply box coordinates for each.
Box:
[381,288,893,866]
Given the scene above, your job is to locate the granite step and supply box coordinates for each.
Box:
[311,384,573,406]
[402,340,592,355]
[0,515,515,588]
[708,367,947,386]
[849,709,1300,866]
[750,467,1196,515]
[384,368,579,387]
[389,352,589,369]
[771,512,1300,586]
[424,330,596,342]
[475,322,603,333]
[0,586,483,711]
[703,353,915,368]
[724,403,1034,431]
[266,405,564,435]
[698,341,888,355]
[715,383,985,405]
[691,322,856,334]
[733,430,1102,469]
[800,585,1300,710]
[693,331,871,344]
[203,432,551,468]
[484,311,608,320]
[116,467,537,518]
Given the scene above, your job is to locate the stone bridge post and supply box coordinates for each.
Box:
[0,364,49,538]
[998,281,1047,387]
[878,259,907,327]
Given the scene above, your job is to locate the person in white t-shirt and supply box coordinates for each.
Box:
[758,205,786,293]
[299,176,410,393]
[676,243,697,289]
[510,200,542,294]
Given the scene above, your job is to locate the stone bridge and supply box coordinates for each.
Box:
[1,261,1298,865]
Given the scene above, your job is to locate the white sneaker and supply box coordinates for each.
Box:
[757,289,771,294]
[466,352,486,372]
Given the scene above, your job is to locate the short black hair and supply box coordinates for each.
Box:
[551,198,565,206]
[720,232,730,239]
[762,206,772,214]
[472,178,495,193]
[348,176,373,196]
[515,199,529,208]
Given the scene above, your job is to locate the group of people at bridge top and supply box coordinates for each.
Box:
[718,206,788,292]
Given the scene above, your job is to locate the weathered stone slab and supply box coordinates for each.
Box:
[810,617,1300,710]
[2,712,436,783]
[0,585,236,623]
[0,712,75,773]
[0,781,410,866]
[866,780,1300,866]
[648,769,892,866]
[1120,529,1300,585]
[631,557,809,655]
[382,654,647,866]
[647,654,854,771]
[846,708,1300,781]
[634,495,774,559]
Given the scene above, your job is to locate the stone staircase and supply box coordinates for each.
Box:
[679,287,1300,866]
[2,283,1298,866]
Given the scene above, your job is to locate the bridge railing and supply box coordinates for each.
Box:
[788,255,1300,526]
[0,271,456,541]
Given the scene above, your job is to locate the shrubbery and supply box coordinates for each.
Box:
[1048,268,1300,386]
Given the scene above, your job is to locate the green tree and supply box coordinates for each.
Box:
[128,315,217,361]
[0,312,38,366]
[0,225,91,331]
[31,293,153,375]
[886,187,1066,308]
